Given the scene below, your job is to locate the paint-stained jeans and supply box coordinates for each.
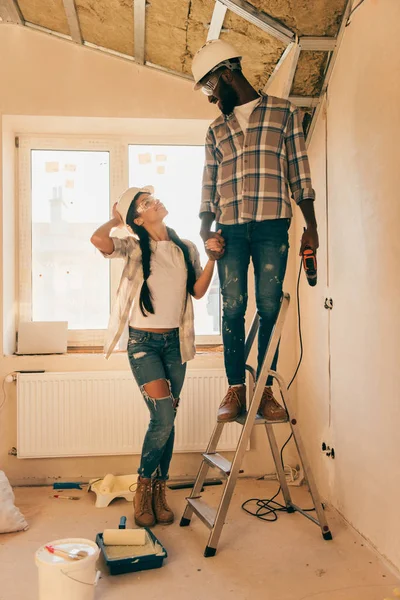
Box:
[127,327,186,480]
[217,219,290,386]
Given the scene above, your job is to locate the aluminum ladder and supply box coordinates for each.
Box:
[179,292,332,556]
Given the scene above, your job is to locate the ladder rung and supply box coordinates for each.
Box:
[236,412,288,425]
[187,498,216,529]
[203,453,232,475]
[236,412,266,425]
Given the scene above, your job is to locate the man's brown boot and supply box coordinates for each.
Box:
[152,479,174,525]
[258,387,288,422]
[134,476,156,527]
[217,385,246,422]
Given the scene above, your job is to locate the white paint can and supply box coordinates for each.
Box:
[35,538,100,600]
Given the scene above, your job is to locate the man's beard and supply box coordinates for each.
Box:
[218,79,239,115]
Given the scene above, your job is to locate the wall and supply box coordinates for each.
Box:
[296,0,400,570]
[0,25,298,485]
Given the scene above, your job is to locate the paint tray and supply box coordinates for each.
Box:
[96,517,167,576]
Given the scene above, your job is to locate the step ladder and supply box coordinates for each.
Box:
[180,292,332,557]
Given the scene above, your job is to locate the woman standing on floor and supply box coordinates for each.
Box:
[91,186,224,528]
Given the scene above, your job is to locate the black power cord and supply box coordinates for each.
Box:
[241,258,316,521]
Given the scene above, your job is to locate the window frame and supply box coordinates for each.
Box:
[18,135,221,348]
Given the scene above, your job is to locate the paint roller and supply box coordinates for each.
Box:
[103,528,146,546]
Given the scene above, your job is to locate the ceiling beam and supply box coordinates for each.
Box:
[207,1,228,41]
[306,0,353,146]
[281,42,300,99]
[62,0,82,44]
[289,96,320,108]
[217,0,294,45]
[0,0,24,24]
[264,42,295,92]
[134,0,146,65]
[299,37,336,51]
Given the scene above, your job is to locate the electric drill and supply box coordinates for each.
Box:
[302,246,317,286]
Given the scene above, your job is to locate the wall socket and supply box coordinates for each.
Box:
[321,442,335,459]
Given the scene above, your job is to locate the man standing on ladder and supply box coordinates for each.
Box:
[192,40,319,423]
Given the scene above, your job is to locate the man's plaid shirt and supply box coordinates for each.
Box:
[200,93,315,225]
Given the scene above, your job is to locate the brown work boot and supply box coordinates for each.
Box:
[217,385,246,422]
[258,387,288,422]
[134,476,156,528]
[152,479,174,525]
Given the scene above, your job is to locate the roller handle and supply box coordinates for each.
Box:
[119,516,127,530]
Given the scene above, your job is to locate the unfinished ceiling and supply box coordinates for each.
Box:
[0,0,349,128]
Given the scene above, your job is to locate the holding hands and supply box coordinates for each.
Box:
[204,230,225,261]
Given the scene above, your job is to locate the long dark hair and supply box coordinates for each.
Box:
[126,192,196,317]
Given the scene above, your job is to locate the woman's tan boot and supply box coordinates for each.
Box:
[134,476,156,527]
[152,479,174,525]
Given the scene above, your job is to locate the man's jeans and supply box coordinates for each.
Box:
[217,219,290,386]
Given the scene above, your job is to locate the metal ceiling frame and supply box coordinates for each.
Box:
[207,1,228,41]
[134,0,146,65]
[62,0,82,44]
[299,37,336,51]
[0,0,23,24]
[217,0,295,45]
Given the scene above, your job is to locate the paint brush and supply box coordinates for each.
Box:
[45,545,88,560]
[51,495,80,500]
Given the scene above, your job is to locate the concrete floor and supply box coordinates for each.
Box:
[0,480,399,600]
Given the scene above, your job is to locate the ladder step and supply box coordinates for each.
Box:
[236,412,288,425]
[187,498,216,529]
[203,453,232,475]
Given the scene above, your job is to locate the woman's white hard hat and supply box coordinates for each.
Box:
[117,185,154,224]
[192,39,242,90]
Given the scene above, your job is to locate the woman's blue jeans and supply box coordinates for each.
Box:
[127,328,186,480]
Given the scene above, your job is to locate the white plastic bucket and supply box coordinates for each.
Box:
[35,538,100,600]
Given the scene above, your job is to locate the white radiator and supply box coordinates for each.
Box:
[17,370,244,458]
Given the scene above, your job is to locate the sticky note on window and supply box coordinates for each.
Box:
[156,154,167,162]
[65,180,75,189]
[64,164,77,172]
[45,162,59,173]
[138,153,152,165]
[156,166,165,175]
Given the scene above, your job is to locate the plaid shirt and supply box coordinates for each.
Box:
[101,236,203,362]
[201,93,315,225]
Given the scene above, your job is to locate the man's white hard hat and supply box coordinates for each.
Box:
[192,39,242,90]
[116,185,154,224]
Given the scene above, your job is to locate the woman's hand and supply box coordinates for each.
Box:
[112,202,124,228]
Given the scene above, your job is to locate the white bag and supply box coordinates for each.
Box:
[0,470,28,533]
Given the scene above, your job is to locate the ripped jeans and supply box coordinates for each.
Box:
[127,327,186,480]
[217,219,290,386]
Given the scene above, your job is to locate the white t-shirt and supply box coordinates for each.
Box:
[233,96,261,133]
[130,241,187,328]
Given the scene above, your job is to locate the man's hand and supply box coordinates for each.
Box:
[300,226,319,256]
[202,230,225,261]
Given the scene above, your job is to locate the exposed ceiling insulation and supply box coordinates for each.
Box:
[292,51,328,96]
[243,0,346,36]
[1,0,350,135]
[76,0,134,56]
[17,0,69,35]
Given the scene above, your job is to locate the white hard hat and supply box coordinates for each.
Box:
[116,185,154,224]
[192,39,242,90]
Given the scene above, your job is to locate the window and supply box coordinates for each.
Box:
[129,145,220,339]
[18,136,221,348]
[30,150,110,330]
